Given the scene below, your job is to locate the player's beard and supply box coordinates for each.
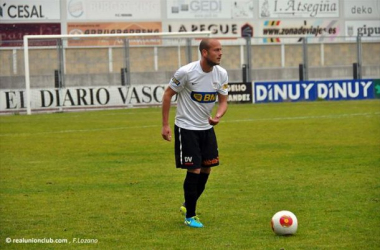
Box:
[205,57,219,67]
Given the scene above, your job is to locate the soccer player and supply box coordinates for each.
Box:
[161,38,229,228]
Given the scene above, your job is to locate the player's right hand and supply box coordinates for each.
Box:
[161,125,172,141]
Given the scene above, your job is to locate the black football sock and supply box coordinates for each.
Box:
[196,172,210,200]
[183,171,200,218]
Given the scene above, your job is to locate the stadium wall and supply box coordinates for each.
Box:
[1,79,379,114]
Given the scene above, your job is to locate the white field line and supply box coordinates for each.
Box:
[223,112,380,123]
[1,112,379,137]
[0,125,158,137]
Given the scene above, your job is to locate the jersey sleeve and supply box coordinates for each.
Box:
[218,71,229,96]
[168,66,188,93]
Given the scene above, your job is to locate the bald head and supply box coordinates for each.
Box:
[199,38,220,53]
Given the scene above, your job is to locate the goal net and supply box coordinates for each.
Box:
[11,32,211,114]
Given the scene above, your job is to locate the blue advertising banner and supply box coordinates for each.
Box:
[252,79,377,103]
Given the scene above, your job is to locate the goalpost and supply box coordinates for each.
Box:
[23,31,212,115]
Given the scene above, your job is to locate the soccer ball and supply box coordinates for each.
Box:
[271,210,298,235]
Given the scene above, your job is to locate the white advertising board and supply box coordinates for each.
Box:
[259,19,341,43]
[0,0,60,20]
[345,20,380,40]
[164,21,254,38]
[166,0,255,19]
[67,0,161,20]
[259,0,339,18]
[344,0,380,19]
[1,85,171,113]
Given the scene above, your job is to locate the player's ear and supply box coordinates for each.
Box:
[201,49,208,56]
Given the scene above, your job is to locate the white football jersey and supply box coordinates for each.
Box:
[169,60,228,130]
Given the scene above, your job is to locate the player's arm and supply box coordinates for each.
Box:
[161,87,177,141]
[209,93,228,126]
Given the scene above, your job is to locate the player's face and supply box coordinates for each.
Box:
[204,40,222,66]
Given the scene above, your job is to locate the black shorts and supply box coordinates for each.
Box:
[174,125,219,169]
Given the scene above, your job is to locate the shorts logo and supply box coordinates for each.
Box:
[185,156,193,162]
[184,156,193,166]
[191,91,217,103]
[203,157,219,166]
[171,77,180,86]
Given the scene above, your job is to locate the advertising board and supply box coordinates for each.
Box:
[0,0,60,20]
[67,0,161,20]
[166,0,255,19]
[1,85,171,112]
[259,0,339,18]
[252,79,377,103]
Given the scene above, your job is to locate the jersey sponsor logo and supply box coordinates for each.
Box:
[191,91,217,103]
[212,82,219,90]
[171,77,180,86]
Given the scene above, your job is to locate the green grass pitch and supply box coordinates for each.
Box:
[1,100,379,249]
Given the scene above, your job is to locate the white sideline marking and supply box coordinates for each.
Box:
[222,112,380,124]
[1,112,379,137]
[0,125,158,137]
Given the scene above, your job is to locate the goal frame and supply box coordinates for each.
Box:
[23,31,212,115]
